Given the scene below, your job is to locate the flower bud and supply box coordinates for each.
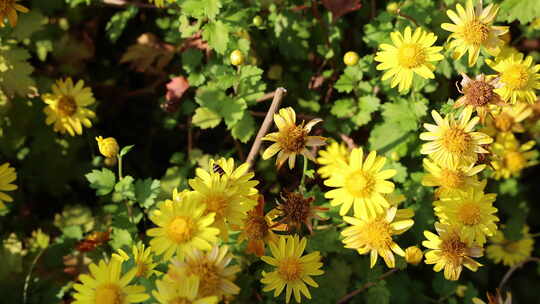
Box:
[386,2,399,14]
[96,136,119,158]
[343,51,359,66]
[230,50,244,66]
[404,246,423,265]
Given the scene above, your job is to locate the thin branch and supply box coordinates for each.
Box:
[498,257,540,291]
[337,268,398,304]
[340,133,357,150]
[246,88,287,169]
[256,91,276,103]
[397,9,419,27]
[101,0,158,8]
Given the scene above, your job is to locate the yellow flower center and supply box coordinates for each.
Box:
[494,112,514,132]
[135,262,148,278]
[187,260,221,297]
[362,218,393,250]
[462,20,490,45]
[280,125,307,153]
[169,298,191,304]
[277,257,303,281]
[95,284,122,304]
[205,194,228,218]
[457,202,482,226]
[501,64,530,90]
[167,216,195,243]
[397,43,426,68]
[441,128,472,154]
[463,80,494,106]
[439,169,465,189]
[440,234,467,265]
[504,151,526,173]
[57,95,78,117]
[345,170,375,198]
[502,240,521,254]
[279,192,314,229]
[245,216,269,241]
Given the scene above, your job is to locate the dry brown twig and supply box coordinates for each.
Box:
[246,88,287,169]
[498,257,540,291]
[336,268,398,304]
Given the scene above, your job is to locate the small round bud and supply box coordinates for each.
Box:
[386,2,399,14]
[404,246,423,265]
[343,51,360,66]
[390,151,400,161]
[104,157,118,167]
[230,50,244,66]
[96,136,119,158]
[253,15,263,27]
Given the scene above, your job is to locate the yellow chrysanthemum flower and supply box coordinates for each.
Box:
[487,52,540,104]
[423,223,483,281]
[487,226,534,267]
[483,103,533,136]
[420,107,492,168]
[441,0,508,66]
[95,136,119,158]
[0,162,17,209]
[473,291,512,304]
[454,74,504,123]
[434,182,498,245]
[72,258,149,304]
[341,207,414,268]
[324,148,396,218]
[42,78,96,136]
[146,197,219,261]
[261,235,324,304]
[490,133,538,179]
[316,141,349,179]
[262,107,326,169]
[153,275,218,304]
[168,246,240,300]
[0,0,28,27]
[404,246,423,265]
[189,158,258,239]
[422,158,485,197]
[112,242,159,278]
[375,26,444,93]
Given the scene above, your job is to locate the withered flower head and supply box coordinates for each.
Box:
[275,191,328,234]
[455,73,504,122]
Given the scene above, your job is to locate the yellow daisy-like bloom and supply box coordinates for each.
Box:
[420,107,493,168]
[168,246,241,300]
[473,291,512,304]
[42,78,96,136]
[441,0,508,66]
[0,162,17,209]
[262,107,326,169]
[153,275,218,304]
[316,141,349,179]
[341,207,414,268]
[483,103,533,136]
[404,246,423,265]
[434,182,498,245]
[490,133,538,180]
[72,258,149,304]
[95,136,119,158]
[0,0,29,27]
[454,74,504,123]
[486,226,534,267]
[375,26,444,93]
[422,158,485,197]
[260,235,324,304]
[112,242,159,278]
[189,158,258,239]
[423,223,483,281]
[324,148,396,218]
[487,52,540,104]
[146,197,219,261]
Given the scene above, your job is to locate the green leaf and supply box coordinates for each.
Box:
[500,0,540,24]
[237,65,266,103]
[113,176,136,202]
[11,10,45,40]
[192,107,222,129]
[182,0,222,20]
[134,178,161,209]
[182,49,203,73]
[85,168,116,196]
[106,6,139,43]
[331,98,356,118]
[381,97,428,131]
[365,281,390,304]
[202,20,230,54]
[36,40,54,61]
[195,88,247,128]
[231,111,256,143]
[109,228,133,250]
[61,226,83,240]
[352,95,381,126]
[119,145,134,157]
[0,45,35,97]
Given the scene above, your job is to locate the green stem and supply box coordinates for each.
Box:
[299,156,308,192]
[23,249,45,304]
[117,153,123,180]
